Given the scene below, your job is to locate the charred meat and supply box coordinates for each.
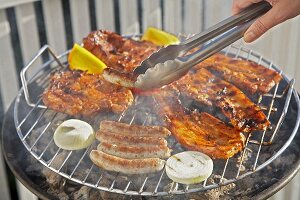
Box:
[102,68,136,88]
[83,30,159,73]
[197,54,282,94]
[174,68,270,132]
[42,70,134,116]
[152,87,245,159]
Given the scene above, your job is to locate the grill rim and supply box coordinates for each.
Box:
[10,42,300,196]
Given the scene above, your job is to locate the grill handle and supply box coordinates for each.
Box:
[20,45,64,108]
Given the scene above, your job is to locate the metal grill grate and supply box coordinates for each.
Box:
[13,42,300,196]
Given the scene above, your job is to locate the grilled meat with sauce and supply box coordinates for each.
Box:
[152,87,245,159]
[83,30,159,73]
[174,68,270,132]
[197,54,282,94]
[42,70,134,116]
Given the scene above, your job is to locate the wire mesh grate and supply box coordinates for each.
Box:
[13,43,300,196]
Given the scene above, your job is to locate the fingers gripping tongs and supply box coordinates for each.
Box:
[133,1,271,90]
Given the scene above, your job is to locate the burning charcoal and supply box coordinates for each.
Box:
[72,186,91,200]
[87,190,101,200]
[52,188,69,200]
[203,183,236,200]
[25,162,43,174]
[99,191,129,200]
[42,152,67,188]
[42,167,62,189]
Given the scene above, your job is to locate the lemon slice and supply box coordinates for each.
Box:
[141,27,180,46]
[68,43,107,74]
[54,119,94,150]
[166,151,213,184]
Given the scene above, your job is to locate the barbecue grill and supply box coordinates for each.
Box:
[1,34,299,199]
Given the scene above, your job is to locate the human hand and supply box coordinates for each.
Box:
[232,0,300,42]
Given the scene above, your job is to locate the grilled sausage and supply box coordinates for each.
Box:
[102,68,136,88]
[97,142,171,159]
[99,120,171,138]
[90,150,165,174]
[96,131,168,147]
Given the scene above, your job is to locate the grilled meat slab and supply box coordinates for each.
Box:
[153,87,245,159]
[197,54,282,94]
[83,30,159,73]
[42,70,134,116]
[174,68,270,132]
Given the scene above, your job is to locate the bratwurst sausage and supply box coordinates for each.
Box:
[90,150,165,174]
[97,142,171,159]
[96,131,168,147]
[99,120,171,138]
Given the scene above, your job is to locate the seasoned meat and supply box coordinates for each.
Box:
[83,30,159,73]
[174,68,270,132]
[102,68,136,88]
[197,54,282,94]
[42,70,134,116]
[92,120,171,173]
[96,131,168,147]
[90,150,165,174]
[97,142,171,159]
[152,87,245,159]
[99,120,171,138]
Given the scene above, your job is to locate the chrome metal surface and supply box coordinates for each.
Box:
[135,20,253,90]
[134,2,271,90]
[20,45,65,109]
[14,43,300,196]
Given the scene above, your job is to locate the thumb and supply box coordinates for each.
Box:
[243,7,285,42]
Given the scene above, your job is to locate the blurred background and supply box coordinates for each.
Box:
[0,0,299,199]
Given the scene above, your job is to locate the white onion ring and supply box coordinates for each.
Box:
[166,151,213,184]
[54,119,94,150]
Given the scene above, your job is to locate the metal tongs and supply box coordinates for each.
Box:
[134,1,271,90]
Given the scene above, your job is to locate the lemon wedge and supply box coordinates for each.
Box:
[68,43,107,74]
[142,27,180,46]
[166,151,213,184]
[54,119,94,150]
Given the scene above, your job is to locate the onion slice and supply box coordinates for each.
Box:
[54,119,94,150]
[166,151,213,184]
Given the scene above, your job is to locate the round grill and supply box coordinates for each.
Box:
[14,42,300,196]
